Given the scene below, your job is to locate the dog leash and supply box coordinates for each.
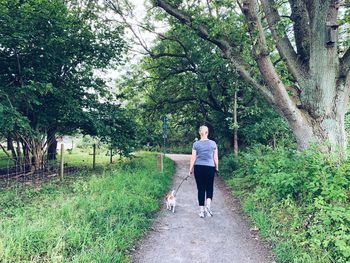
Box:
[174,175,190,196]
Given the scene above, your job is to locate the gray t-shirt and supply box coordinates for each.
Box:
[192,139,217,167]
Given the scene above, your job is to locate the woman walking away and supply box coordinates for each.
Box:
[188,125,219,218]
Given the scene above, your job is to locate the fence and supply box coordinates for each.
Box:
[0,144,117,187]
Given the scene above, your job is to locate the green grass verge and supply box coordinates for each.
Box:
[0,152,174,262]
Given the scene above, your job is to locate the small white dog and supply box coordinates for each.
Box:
[165,190,176,213]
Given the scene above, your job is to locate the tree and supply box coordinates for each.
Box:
[0,0,129,172]
[117,22,290,153]
[154,0,350,152]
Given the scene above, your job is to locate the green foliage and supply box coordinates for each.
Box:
[85,103,138,157]
[0,153,175,262]
[0,0,134,156]
[221,146,350,263]
[119,18,291,153]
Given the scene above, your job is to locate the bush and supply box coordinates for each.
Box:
[221,145,350,263]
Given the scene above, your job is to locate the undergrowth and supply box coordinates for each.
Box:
[0,153,174,262]
[221,145,350,263]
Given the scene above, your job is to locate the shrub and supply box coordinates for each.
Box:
[221,145,350,263]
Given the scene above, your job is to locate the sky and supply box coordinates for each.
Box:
[101,0,165,87]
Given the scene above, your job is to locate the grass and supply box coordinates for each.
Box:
[0,150,12,168]
[0,147,115,170]
[0,152,174,262]
[61,148,118,167]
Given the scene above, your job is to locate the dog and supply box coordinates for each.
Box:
[165,190,176,213]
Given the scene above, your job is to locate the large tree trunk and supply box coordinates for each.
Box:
[237,0,349,152]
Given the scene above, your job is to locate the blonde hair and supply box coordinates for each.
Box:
[198,125,209,138]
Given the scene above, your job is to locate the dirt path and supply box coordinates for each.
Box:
[131,154,273,263]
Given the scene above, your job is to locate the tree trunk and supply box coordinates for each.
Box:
[241,0,348,152]
[31,139,44,172]
[15,139,23,173]
[272,133,276,149]
[7,136,12,151]
[47,129,57,160]
[233,90,238,157]
[7,136,16,158]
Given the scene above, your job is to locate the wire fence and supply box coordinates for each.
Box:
[0,144,117,188]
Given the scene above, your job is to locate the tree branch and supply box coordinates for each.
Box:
[156,0,233,57]
[288,0,311,63]
[150,52,187,59]
[240,0,300,117]
[261,0,309,84]
[340,47,350,78]
[155,0,275,104]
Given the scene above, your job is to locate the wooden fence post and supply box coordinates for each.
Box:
[60,144,64,181]
[157,154,163,173]
[92,144,96,169]
[110,148,113,164]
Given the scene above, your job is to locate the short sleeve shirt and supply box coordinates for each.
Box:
[192,139,217,167]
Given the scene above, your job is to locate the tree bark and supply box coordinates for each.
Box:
[233,90,238,157]
[7,136,12,151]
[47,129,57,160]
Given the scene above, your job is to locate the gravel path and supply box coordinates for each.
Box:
[131,154,273,263]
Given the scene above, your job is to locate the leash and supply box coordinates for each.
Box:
[174,175,190,196]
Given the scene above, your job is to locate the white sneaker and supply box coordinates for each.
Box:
[206,206,213,217]
[199,211,205,218]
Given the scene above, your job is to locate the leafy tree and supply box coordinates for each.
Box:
[85,102,138,157]
[118,22,291,153]
[0,0,132,171]
[154,0,350,153]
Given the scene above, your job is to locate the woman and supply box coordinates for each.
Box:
[189,125,219,218]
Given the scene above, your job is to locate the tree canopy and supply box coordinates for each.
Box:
[0,0,136,167]
[151,0,350,152]
[117,20,291,153]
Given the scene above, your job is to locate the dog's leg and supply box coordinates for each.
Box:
[172,204,175,213]
[166,202,169,210]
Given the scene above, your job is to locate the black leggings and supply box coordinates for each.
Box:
[194,165,215,206]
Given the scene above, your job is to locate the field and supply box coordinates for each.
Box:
[0,147,115,169]
[0,153,174,262]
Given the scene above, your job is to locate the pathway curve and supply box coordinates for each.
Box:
[131,154,272,263]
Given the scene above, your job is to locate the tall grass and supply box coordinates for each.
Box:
[0,153,174,262]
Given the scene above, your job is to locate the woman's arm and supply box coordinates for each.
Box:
[189,149,197,176]
[213,149,219,172]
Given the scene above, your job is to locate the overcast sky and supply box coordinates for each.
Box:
[101,0,169,81]
[100,0,162,87]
